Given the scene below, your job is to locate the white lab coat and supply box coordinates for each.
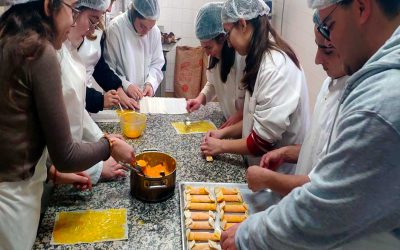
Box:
[201,53,246,119]
[242,50,310,171]
[0,149,48,250]
[58,40,104,184]
[104,11,164,92]
[78,29,103,92]
[296,76,348,175]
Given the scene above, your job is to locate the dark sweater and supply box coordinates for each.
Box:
[0,42,110,182]
[84,36,123,113]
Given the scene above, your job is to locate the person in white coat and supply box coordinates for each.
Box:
[222,0,400,249]
[201,0,310,173]
[0,1,135,249]
[51,0,127,188]
[104,0,164,107]
[246,11,349,195]
[186,2,245,129]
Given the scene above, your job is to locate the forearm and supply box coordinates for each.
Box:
[220,120,243,139]
[264,172,310,196]
[196,93,207,105]
[282,145,301,163]
[220,138,249,155]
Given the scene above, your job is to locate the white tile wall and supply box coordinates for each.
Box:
[158,0,216,93]
[159,0,328,111]
[271,0,327,111]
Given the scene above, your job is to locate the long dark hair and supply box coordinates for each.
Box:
[0,0,62,101]
[207,34,236,83]
[242,15,300,94]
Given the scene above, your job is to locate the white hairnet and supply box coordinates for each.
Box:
[313,10,321,25]
[132,0,160,20]
[308,0,340,9]
[76,0,111,12]
[0,0,38,6]
[221,0,270,23]
[195,2,225,41]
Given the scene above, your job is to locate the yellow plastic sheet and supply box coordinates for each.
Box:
[171,120,217,134]
[51,208,127,245]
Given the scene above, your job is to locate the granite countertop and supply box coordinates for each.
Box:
[34,102,247,250]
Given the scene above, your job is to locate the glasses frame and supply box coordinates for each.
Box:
[62,1,81,25]
[88,17,100,30]
[317,4,339,41]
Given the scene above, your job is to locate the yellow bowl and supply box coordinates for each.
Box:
[119,112,147,138]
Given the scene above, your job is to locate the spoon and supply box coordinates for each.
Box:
[118,102,124,112]
[120,162,146,176]
[184,113,191,129]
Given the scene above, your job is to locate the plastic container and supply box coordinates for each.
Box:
[119,111,147,138]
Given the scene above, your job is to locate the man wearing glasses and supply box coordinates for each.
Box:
[221,0,400,249]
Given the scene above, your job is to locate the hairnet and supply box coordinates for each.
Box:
[313,10,321,26]
[76,0,111,12]
[0,0,38,6]
[308,0,340,9]
[132,0,160,20]
[195,2,225,41]
[221,0,270,23]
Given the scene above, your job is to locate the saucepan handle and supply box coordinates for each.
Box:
[144,179,169,189]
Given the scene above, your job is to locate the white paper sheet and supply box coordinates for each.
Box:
[90,110,119,123]
[139,97,188,114]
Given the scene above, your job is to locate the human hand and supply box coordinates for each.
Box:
[186,98,202,113]
[259,147,286,171]
[103,90,120,109]
[200,135,224,156]
[220,111,243,129]
[247,166,272,192]
[109,138,135,164]
[117,87,139,110]
[221,223,240,250]
[56,170,92,191]
[126,84,144,100]
[142,83,154,97]
[106,133,125,141]
[203,130,224,144]
[100,157,128,180]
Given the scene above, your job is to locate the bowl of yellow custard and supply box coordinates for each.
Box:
[119,111,147,138]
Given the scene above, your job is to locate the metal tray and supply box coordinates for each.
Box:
[179,182,281,250]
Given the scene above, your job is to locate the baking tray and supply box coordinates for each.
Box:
[179,182,281,250]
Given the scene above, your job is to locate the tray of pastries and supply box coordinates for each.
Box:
[179,182,281,250]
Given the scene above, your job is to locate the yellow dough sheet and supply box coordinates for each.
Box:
[51,208,128,245]
[171,120,217,134]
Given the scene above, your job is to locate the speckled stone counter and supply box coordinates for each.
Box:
[33,102,247,250]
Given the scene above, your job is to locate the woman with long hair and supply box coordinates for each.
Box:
[186,2,244,127]
[0,1,134,248]
[186,2,245,129]
[201,0,310,173]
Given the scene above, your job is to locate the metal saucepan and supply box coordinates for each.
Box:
[130,150,176,202]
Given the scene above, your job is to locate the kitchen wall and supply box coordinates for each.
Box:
[0,1,327,110]
[156,0,327,110]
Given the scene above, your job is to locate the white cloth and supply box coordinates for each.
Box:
[242,50,310,170]
[58,41,104,184]
[295,75,348,175]
[78,29,103,92]
[0,148,47,250]
[104,12,164,92]
[201,52,246,120]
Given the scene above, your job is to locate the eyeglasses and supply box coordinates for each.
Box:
[317,4,339,41]
[88,17,100,29]
[62,1,81,24]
